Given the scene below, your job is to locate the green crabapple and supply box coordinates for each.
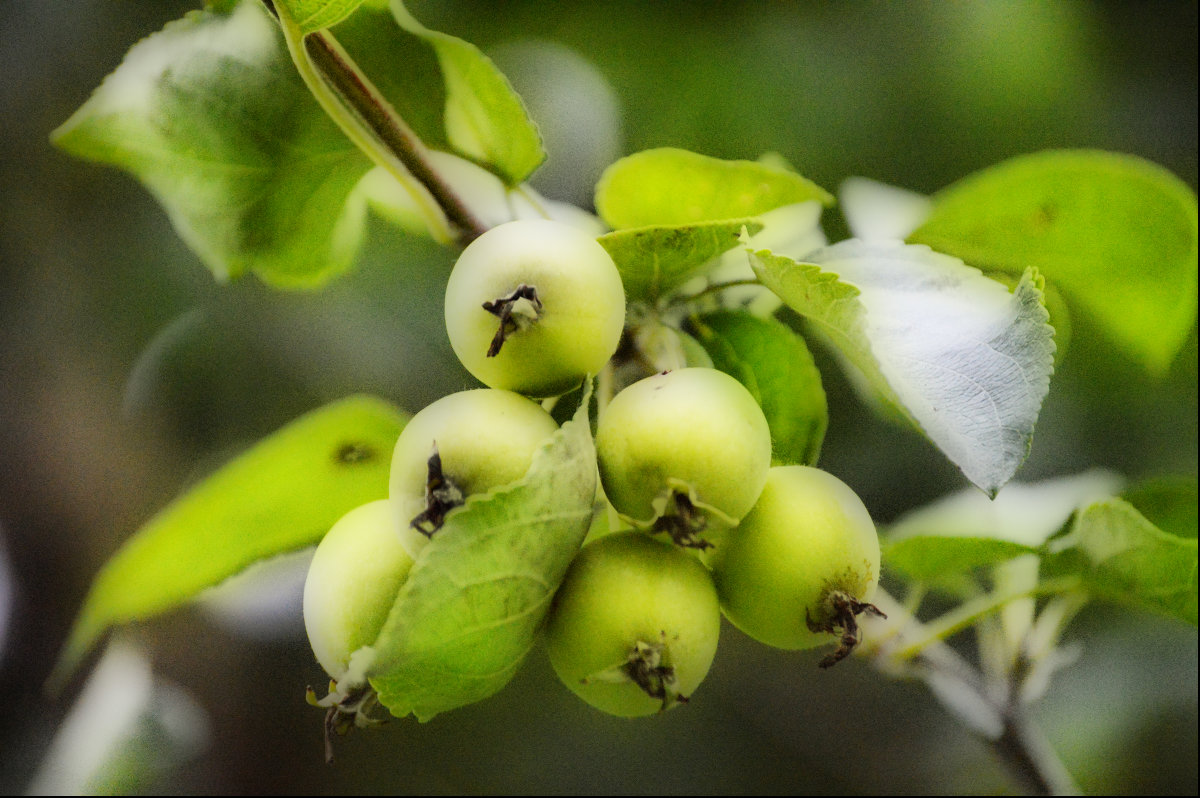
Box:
[708,465,883,666]
[389,388,559,558]
[595,367,771,547]
[544,532,721,717]
[444,218,626,398]
[303,499,415,682]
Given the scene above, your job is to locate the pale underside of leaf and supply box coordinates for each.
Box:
[752,239,1055,495]
[366,387,597,721]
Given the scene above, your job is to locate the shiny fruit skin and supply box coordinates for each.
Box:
[303,499,415,680]
[595,367,771,525]
[389,388,559,558]
[709,466,880,651]
[545,532,721,717]
[444,218,625,398]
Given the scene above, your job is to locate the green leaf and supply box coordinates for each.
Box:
[909,150,1199,375]
[594,148,833,230]
[687,309,827,466]
[52,2,374,287]
[366,387,597,721]
[1046,498,1198,625]
[273,0,366,34]
[390,1,545,185]
[752,239,1056,495]
[883,469,1124,591]
[596,219,763,304]
[885,536,1039,589]
[49,396,407,690]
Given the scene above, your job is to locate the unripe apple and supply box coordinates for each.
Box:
[389,388,559,558]
[444,218,626,397]
[709,466,882,664]
[303,499,415,681]
[595,367,771,544]
[544,532,721,717]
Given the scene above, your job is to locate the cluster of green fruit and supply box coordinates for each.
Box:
[303,218,882,721]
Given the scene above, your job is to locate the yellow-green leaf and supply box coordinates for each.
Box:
[49,396,407,690]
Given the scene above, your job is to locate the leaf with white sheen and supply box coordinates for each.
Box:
[751,239,1055,495]
[910,150,1198,374]
[52,2,374,287]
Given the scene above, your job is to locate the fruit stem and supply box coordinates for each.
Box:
[887,576,1082,663]
[676,277,762,306]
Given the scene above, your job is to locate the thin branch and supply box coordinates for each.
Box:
[863,590,1081,796]
[303,32,490,243]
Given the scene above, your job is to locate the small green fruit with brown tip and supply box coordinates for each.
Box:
[389,388,559,558]
[708,466,882,665]
[595,367,771,546]
[444,218,625,398]
[544,532,721,717]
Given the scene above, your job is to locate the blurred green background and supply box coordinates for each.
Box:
[0,1,1195,793]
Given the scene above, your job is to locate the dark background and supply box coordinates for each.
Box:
[1,1,1196,793]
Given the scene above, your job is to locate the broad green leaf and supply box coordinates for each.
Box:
[883,469,1124,590]
[52,2,376,287]
[49,396,407,690]
[687,309,827,466]
[366,388,596,721]
[752,239,1056,495]
[910,150,1199,374]
[390,1,545,185]
[594,148,833,230]
[273,0,365,34]
[596,219,763,304]
[1046,498,1199,625]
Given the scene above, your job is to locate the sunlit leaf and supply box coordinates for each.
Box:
[688,309,827,466]
[365,387,596,721]
[390,1,545,184]
[910,150,1199,374]
[596,219,762,304]
[49,396,407,690]
[594,147,832,230]
[752,239,1056,495]
[51,2,374,287]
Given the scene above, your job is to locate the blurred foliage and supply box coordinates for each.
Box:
[1,0,1194,794]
